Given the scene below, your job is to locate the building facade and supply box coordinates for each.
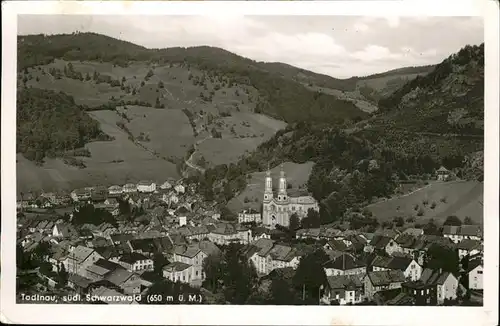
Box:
[262,165,319,228]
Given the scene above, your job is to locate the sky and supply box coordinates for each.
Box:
[18,15,483,78]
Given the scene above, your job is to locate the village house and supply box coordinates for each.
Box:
[443,225,483,244]
[436,166,450,181]
[159,180,172,190]
[67,273,93,295]
[244,238,276,275]
[208,223,250,245]
[172,240,221,280]
[108,185,123,196]
[122,183,138,193]
[322,275,364,305]
[363,270,406,301]
[370,255,422,281]
[266,244,301,271]
[137,180,156,193]
[295,228,321,240]
[174,184,185,194]
[323,239,349,252]
[17,192,36,209]
[162,262,195,284]
[402,268,459,305]
[104,268,143,295]
[252,227,272,241]
[112,252,154,273]
[28,219,56,234]
[402,228,424,237]
[162,192,179,205]
[71,188,92,202]
[456,239,483,260]
[64,245,104,276]
[52,223,78,239]
[466,259,483,290]
[365,235,401,256]
[34,195,54,208]
[238,209,262,224]
[177,225,209,242]
[92,222,118,238]
[323,253,366,277]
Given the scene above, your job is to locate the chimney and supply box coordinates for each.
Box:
[438,267,443,275]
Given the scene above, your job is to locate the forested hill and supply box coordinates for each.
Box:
[375,43,484,135]
[17,32,368,125]
[193,43,484,225]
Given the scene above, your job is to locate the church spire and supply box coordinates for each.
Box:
[264,163,273,202]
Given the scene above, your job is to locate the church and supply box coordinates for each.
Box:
[262,165,319,228]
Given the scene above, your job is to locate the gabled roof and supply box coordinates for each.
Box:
[68,246,96,264]
[137,180,155,186]
[370,235,393,249]
[456,239,482,251]
[371,255,415,271]
[267,244,294,262]
[105,268,135,286]
[327,275,363,290]
[402,228,424,237]
[367,270,406,286]
[465,259,483,274]
[437,166,449,172]
[325,239,349,251]
[119,252,150,264]
[323,253,365,270]
[419,268,456,286]
[163,261,191,272]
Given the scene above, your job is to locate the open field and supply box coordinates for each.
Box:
[365,180,484,225]
[16,109,179,193]
[116,105,195,159]
[197,112,287,166]
[227,161,315,213]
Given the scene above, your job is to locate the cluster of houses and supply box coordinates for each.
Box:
[292,224,483,305]
[16,171,483,306]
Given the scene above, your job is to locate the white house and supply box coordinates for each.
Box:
[323,253,366,277]
[323,275,364,305]
[108,185,123,196]
[111,252,154,273]
[70,188,91,202]
[238,209,262,224]
[137,180,156,193]
[436,166,450,181]
[122,183,138,193]
[363,270,406,300]
[370,256,422,282]
[457,239,483,260]
[443,225,482,244]
[436,271,459,305]
[466,260,483,290]
[159,181,172,190]
[174,184,185,194]
[163,262,195,284]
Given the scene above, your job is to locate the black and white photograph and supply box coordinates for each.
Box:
[1,1,499,325]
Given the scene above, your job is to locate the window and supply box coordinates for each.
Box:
[478,271,483,274]
[411,264,415,269]
[474,276,477,281]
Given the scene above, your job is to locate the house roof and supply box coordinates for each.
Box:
[163,261,191,272]
[324,253,365,270]
[119,252,150,264]
[326,239,349,251]
[419,268,455,286]
[326,275,363,290]
[443,225,482,237]
[371,255,414,271]
[465,259,483,274]
[367,270,406,286]
[268,244,294,262]
[370,235,393,249]
[402,228,424,237]
[94,258,123,272]
[138,180,155,186]
[437,166,449,172]
[69,246,96,264]
[456,239,482,251]
[105,268,135,286]
[68,273,93,288]
[86,263,110,276]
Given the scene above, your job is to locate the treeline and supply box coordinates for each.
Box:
[190,120,482,225]
[378,43,484,112]
[18,32,368,125]
[16,88,110,163]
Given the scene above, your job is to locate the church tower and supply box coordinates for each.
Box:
[277,164,288,202]
[263,165,273,202]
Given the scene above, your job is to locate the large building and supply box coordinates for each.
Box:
[262,165,319,228]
